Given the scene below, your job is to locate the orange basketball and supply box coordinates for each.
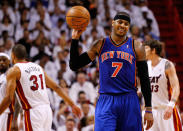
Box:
[66,6,90,30]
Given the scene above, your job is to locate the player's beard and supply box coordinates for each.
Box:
[114,28,127,38]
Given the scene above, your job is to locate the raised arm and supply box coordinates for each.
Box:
[134,40,153,130]
[69,29,103,71]
[0,66,20,115]
[44,71,81,118]
[164,61,180,120]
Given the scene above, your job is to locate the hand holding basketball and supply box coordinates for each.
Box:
[72,29,85,39]
[66,6,90,30]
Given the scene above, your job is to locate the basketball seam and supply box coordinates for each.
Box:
[66,16,89,19]
[71,7,90,18]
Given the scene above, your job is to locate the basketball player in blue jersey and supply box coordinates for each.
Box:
[69,12,153,131]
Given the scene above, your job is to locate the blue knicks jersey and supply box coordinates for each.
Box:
[98,37,136,94]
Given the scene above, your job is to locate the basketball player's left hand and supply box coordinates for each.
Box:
[71,105,82,118]
[144,112,154,130]
[163,106,173,120]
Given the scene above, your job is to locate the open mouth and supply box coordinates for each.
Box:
[118,28,125,33]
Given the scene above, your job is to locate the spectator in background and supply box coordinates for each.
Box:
[130,25,143,41]
[142,26,159,41]
[116,0,145,28]
[57,115,78,131]
[48,0,66,16]
[84,18,105,39]
[0,1,16,24]
[58,60,75,86]
[15,20,30,42]
[139,0,160,38]
[54,100,71,128]
[0,15,14,37]
[18,29,32,57]
[81,101,95,119]
[15,1,30,25]
[3,38,14,56]
[77,91,89,105]
[0,31,9,46]
[79,102,95,131]
[81,115,94,131]
[69,71,97,104]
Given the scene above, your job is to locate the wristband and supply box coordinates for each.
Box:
[168,101,175,108]
[145,111,152,114]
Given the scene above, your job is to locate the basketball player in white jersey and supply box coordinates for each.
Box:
[0,53,15,131]
[144,40,182,131]
[0,44,81,131]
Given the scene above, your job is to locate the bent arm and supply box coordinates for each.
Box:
[44,71,75,106]
[135,40,152,107]
[69,29,103,71]
[165,61,180,102]
[0,67,20,115]
[69,39,103,71]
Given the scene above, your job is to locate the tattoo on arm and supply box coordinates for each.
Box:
[165,61,171,70]
[88,38,103,60]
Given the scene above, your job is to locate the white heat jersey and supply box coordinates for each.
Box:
[147,58,171,108]
[0,73,14,113]
[15,62,50,110]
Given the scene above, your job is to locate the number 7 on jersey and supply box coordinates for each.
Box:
[111,62,123,77]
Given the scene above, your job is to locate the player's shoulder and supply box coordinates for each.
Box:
[133,40,145,60]
[89,37,105,55]
[7,66,21,78]
[163,58,175,70]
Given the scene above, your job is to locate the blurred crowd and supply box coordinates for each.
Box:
[0,0,163,130]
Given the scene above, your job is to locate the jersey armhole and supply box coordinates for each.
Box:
[132,39,137,58]
[98,38,106,57]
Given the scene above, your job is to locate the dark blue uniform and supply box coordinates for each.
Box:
[95,37,142,131]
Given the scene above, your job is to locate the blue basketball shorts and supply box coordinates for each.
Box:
[94,92,142,131]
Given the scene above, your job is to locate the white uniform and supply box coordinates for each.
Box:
[0,73,14,131]
[143,58,182,131]
[15,62,52,131]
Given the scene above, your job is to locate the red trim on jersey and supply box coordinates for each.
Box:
[24,110,33,131]
[109,36,128,47]
[16,81,31,110]
[98,38,106,57]
[173,108,182,131]
[135,61,137,88]
[7,113,13,131]
[131,39,137,58]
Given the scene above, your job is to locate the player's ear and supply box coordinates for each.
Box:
[152,48,156,54]
[112,20,114,26]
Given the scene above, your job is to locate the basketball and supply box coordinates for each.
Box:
[66,6,90,30]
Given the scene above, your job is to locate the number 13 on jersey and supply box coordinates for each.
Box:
[111,62,123,77]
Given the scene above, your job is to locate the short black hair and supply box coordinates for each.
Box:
[145,40,162,56]
[78,91,86,97]
[12,44,27,60]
